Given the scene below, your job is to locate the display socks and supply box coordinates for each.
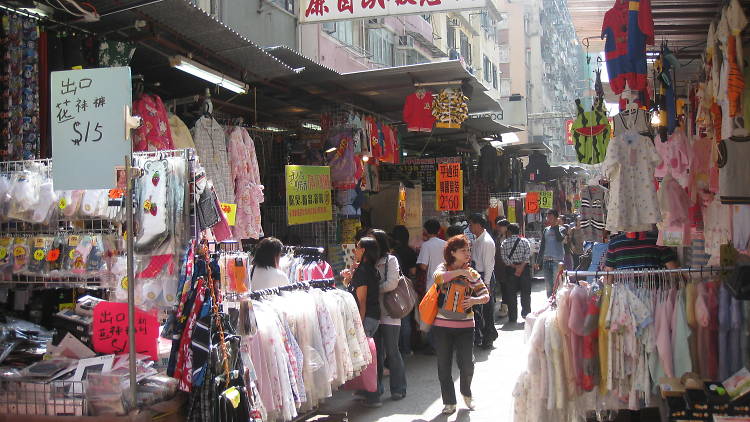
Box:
[30,180,57,224]
[59,190,83,217]
[135,159,169,253]
[80,189,105,217]
[72,235,93,274]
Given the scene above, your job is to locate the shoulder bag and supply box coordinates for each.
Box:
[383,255,418,319]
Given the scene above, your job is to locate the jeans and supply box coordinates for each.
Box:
[432,325,474,405]
[473,272,498,346]
[505,266,532,322]
[399,313,412,354]
[543,260,560,297]
[366,324,406,401]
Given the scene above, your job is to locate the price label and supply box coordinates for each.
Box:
[538,191,554,209]
[14,246,27,257]
[68,235,80,247]
[0,248,7,260]
[33,249,46,261]
[58,198,67,210]
[34,238,45,248]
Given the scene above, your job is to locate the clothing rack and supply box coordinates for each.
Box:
[0,4,95,35]
[246,278,335,300]
[564,266,734,278]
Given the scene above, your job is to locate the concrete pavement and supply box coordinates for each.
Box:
[317,279,549,422]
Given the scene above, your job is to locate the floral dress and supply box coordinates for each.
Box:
[226,126,264,239]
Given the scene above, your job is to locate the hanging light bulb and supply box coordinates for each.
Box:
[651,109,661,126]
[362,155,370,162]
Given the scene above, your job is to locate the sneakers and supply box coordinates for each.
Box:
[463,395,475,410]
[442,404,457,415]
[498,304,509,318]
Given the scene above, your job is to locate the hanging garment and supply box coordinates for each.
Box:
[132,94,175,152]
[572,99,611,164]
[579,185,608,242]
[601,0,653,95]
[603,109,662,232]
[192,116,234,204]
[718,136,750,204]
[169,113,196,150]
[403,90,435,132]
[432,88,469,129]
[226,126,264,240]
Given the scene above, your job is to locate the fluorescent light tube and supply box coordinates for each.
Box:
[169,55,248,94]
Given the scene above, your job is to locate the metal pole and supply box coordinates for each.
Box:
[125,154,137,408]
[563,266,733,278]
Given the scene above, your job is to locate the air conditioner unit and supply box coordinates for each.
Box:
[322,22,336,34]
[397,35,415,49]
[367,17,385,28]
[448,18,460,28]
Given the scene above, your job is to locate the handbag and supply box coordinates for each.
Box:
[342,337,377,392]
[383,256,418,319]
[418,282,439,325]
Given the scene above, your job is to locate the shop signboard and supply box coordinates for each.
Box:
[51,67,132,190]
[285,165,333,225]
[92,301,159,361]
[436,163,462,211]
[525,192,540,214]
[300,0,486,23]
[380,156,460,192]
[565,119,574,145]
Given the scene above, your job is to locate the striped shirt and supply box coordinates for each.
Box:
[604,232,677,269]
[432,263,489,328]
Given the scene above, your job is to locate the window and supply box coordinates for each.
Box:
[492,64,498,89]
[460,31,471,63]
[446,18,456,49]
[368,28,394,66]
[500,78,511,97]
[397,49,430,66]
[331,20,354,46]
[497,13,508,30]
[498,44,509,63]
[483,55,492,82]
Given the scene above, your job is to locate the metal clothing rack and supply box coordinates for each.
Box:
[246,278,335,300]
[564,266,734,278]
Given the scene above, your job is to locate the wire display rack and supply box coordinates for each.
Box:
[262,205,338,250]
[0,379,86,416]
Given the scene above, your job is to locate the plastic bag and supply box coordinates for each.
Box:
[11,238,30,274]
[27,236,52,275]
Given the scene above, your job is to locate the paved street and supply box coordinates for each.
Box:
[318,279,549,422]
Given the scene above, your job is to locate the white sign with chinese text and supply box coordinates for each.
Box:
[51,67,132,190]
[300,0,486,23]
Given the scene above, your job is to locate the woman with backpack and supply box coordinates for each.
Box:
[366,229,407,405]
[431,235,490,415]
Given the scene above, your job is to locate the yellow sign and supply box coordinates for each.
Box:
[538,191,554,209]
[285,165,333,225]
[508,201,516,223]
[220,203,237,226]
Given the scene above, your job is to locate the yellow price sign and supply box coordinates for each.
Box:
[0,248,6,260]
[58,198,67,210]
[33,249,46,261]
[539,191,554,209]
[13,246,26,257]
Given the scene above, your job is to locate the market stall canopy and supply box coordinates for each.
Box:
[463,116,523,134]
[73,0,296,84]
[497,142,552,157]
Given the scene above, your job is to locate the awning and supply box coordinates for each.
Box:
[81,0,295,83]
[463,116,523,135]
[497,142,552,157]
[265,46,340,84]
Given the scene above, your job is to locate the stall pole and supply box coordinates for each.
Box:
[125,154,138,408]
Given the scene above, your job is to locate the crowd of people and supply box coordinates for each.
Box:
[248,210,593,414]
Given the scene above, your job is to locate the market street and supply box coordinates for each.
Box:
[319,279,549,422]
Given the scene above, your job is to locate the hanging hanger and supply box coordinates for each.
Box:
[202,88,213,117]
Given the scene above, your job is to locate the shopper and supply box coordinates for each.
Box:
[467,213,498,349]
[432,235,490,415]
[494,218,511,318]
[535,209,567,297]
[391,225,418,356]
[250,237,290,291]
[368,229,407,402]
[345,236,383,407]
[417,219,447,294]
[499,223,532,325]
[445,224,465,238]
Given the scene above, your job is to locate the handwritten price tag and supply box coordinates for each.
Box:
[92,302,159,361]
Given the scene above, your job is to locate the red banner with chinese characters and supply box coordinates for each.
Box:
[92,302,159,361]
[300,0,486,23]
[565,119,574,145]
[436,163,462,211]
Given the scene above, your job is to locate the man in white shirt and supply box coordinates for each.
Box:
[417,219,446,293]
[468,213,498,349]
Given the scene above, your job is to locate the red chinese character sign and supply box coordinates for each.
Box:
[300,0,485,23]
[525,192,540,214]
[92,302,159,361]
[436,163,462,211]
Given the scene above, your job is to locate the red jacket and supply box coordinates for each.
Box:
[403,91,435,132]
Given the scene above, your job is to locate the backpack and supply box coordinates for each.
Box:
[436,269,479,318]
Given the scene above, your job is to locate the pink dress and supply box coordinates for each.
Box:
[226,127,264,240]
[132,94,175,151]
